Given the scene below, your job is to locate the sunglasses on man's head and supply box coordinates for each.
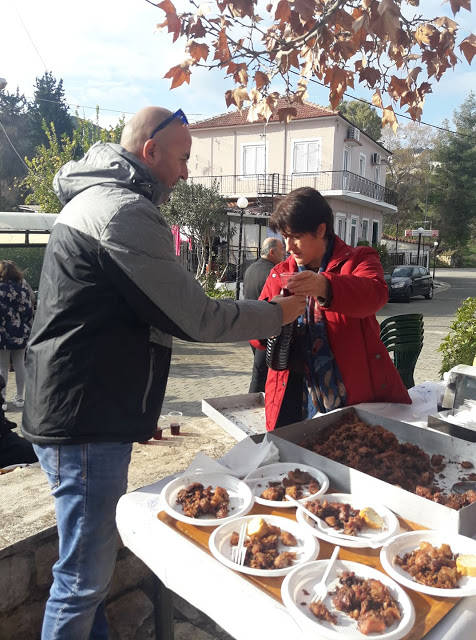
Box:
[149,109,189,139]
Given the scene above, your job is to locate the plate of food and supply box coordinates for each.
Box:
[295,493,400,549]
[160,472,254,527]
[281,559,415,639]
[209,514,319,577]
[243,462,329,507]
[380,530,476,597]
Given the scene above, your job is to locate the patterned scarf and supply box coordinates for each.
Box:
[299,236,347,417]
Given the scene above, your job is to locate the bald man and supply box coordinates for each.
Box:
[244,237,285,391]
[22,106,306,640]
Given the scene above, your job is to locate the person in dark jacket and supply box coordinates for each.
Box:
[0,260,34,411]
[243,237,285,392]
[23,106,306,640]
[0,374,37,467]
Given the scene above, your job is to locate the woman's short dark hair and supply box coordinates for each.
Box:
[269,187,335,238]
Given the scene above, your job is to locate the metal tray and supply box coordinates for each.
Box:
[428,411,476,443]
[202,393,267,441]
[266,406,476,537]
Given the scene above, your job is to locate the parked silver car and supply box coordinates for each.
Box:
[385,265,433,302]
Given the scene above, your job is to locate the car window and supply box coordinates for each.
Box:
[392,267,412,277]
[419,267,429,276]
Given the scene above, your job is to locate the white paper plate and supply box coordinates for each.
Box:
[295,493,400,549]
[244,462,329,508]
[160,472,254,527]
[281,559,415,640]
[209,514,319,577]
[380,530,476,597]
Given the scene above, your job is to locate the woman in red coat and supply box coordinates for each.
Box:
[251,188,411,431]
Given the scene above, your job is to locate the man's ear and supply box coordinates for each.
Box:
[143,138,161,167]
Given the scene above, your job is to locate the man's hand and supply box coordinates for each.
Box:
[286,271,328,298]
[272,294,307,325]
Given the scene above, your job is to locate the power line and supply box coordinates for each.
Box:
[287,68,475,141]
[16,9,48,73]
[0,119,29,169]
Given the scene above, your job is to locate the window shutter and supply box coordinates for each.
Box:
[256,145,265,174]
[243,146,254,175]
[293,142,306,173]
[307,142,319,172]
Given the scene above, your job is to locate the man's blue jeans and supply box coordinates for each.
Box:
[34,442,133,640]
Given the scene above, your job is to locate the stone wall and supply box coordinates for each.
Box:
[0,527,156,640]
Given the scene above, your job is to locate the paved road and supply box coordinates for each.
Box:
[163,268,476,419]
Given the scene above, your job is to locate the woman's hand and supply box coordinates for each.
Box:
[286,271,328,298]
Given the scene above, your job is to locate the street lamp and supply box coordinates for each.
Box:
[235,196,248,300]
[433,241,438,280]
[416,226,425,265]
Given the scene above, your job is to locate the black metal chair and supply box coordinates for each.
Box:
[380,314,424,389]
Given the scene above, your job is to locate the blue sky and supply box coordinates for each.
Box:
[2,0,475,133]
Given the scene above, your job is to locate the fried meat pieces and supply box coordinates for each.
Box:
[395,541,461,589]
[260,468,320,502]
[331,571,401,635]
[304,498,366,536]
[307,571,401,635]
[301,420,476,509]
[230,522,297,570]
[176,482,229,519]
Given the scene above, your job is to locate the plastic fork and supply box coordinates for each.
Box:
[231,522,247,565]
[311,545,340,603]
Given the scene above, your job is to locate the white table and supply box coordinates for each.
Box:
[116,471,476,640]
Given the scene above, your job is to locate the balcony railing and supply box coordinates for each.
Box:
[188,171,397,206]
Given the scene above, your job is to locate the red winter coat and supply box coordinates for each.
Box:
[251,236,411,431]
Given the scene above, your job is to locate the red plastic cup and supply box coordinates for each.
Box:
[279,272,295,295]
[168,411,183,435]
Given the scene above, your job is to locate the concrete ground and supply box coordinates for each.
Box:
[0,273,455,638]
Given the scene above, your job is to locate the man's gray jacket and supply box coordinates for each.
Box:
[22,142,282,444]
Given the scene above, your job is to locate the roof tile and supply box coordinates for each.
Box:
[189,99,337,130]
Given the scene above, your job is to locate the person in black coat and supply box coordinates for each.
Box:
[243,237,285,392]
[0,375,37,468]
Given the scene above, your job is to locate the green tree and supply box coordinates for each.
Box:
[161,181,229,277]
[381,122,437,239]
[29,72,73,148]
[430,93,476,250]
[20,112,125,213]
[337,101,382,141]
[439,297,476,376]
[0,88,34,210]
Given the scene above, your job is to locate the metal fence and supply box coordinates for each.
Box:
[188,171,397,206]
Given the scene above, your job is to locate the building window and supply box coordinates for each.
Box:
[361,218,369,242]
[372,220,379,244]
[343,147,350,172]
[242,144,265,175]
[336,214,347,241]
[291,139,321,173]
[359,153,366,177]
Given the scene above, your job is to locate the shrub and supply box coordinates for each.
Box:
[438,297,476,377]
[198,272,234,300]
[373,243,392,272]
[0,246,45,289]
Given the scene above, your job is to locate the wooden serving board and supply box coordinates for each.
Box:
[157,503,459,640]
